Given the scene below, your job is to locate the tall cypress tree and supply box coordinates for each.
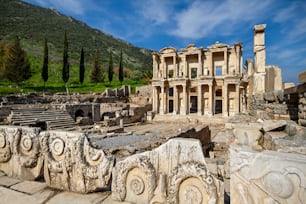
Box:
[42,38,48,91]
[79,47,85,86]
[62,31,69,95]
[90,49,104,83]
[118,49,124,84]
[5,36,31,86]
[108,50,113,84]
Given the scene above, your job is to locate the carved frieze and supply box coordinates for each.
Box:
[0,126,43,180]
[40,131,114,193]
[230,146,306,204]
[112,138,223,204]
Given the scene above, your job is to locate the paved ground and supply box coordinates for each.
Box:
[0,170,130,204]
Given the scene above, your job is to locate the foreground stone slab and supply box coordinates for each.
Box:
[10,180,47,194]
[40,131,114,193]
[0,186,41,204]
[112,138,223,204]
[230,146,306,204]
[0,126,43,180]
[47,191,110,204]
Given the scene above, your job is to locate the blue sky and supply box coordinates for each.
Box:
[23,0,306,84]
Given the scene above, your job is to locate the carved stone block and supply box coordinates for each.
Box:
[0,126,43,180]
[40,131,114,193]
[230,146,306,204]
[112,138,223,204]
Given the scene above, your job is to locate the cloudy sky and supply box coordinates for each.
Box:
[23,0,306,84]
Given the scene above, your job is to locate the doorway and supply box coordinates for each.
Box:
[190,96,197,113]
[215,100,222,114]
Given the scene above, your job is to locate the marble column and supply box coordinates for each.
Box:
[184,55,188,77]
[223,83,228,117]
[208,84,213,116]
[173,55,177,78]
[224,50,228,75]
[197,85,202,115]
[182,85,188,115]
[160,86,165,114]
[173,85,178,114]
[198,52,202,77]
[235,84,240,114]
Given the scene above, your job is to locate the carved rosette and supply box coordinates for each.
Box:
[40,131,114,193]
[16,128,41,168]
[0,127,13,163]
[112,155,156,202]
[168,162,220,204]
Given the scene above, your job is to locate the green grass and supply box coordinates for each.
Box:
[0,56,148,95]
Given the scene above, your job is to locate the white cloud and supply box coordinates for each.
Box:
[169,0,274,39]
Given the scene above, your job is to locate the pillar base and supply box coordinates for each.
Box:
[222,112,229,117]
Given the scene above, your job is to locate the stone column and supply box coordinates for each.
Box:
[182,85,188,115]
[208,84,213,116]
[209,52,213,76]
[224,50,228,75]
[223,83,228,117]
[235,84,240,114]
[198,52,202,77]
[184,55,188,77]
[173,55,177,77]
[254,24,266,73]
[197,85,202,115]
[161,57,166,78]
[160,86,165,114]
[152,86,157,112]
[173,85,178,114]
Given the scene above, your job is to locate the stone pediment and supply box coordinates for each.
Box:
[159,47,177,54]
[208,41,229,49]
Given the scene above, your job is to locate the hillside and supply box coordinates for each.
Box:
[0,0,152,69]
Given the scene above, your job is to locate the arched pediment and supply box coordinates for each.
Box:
[159,47,177,54]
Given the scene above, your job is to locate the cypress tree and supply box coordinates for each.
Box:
[5,36,31,86]
[42,38,48,91]
[62,32,69,95]
[79,47,85,86]
[90,49,104,83]
[108,50,113,84]
[118,49,124,84]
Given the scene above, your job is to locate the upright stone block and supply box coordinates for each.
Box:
[254,24,266,73]
[40,131,114,193]
[0,126,43,180]
[230,146,306,204]
[112,138,223,204]
[299,71,306,84]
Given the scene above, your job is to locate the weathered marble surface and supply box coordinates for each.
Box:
[112,138,223,204]
[40,130,114,193]
[0,126,43,180]
[230,146,306,204]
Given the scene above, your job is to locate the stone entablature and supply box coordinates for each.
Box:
[152,42,246,117]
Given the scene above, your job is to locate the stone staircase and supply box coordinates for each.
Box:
[7,107,76,130]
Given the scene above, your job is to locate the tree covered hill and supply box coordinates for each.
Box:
[0,0,152,70]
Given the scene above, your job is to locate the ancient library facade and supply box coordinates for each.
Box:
[151,42,248,117]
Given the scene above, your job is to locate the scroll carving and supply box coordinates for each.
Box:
[230,146,306,204]
[0,126,43,180]
[112,138,223,204]
[40,131,114,193]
